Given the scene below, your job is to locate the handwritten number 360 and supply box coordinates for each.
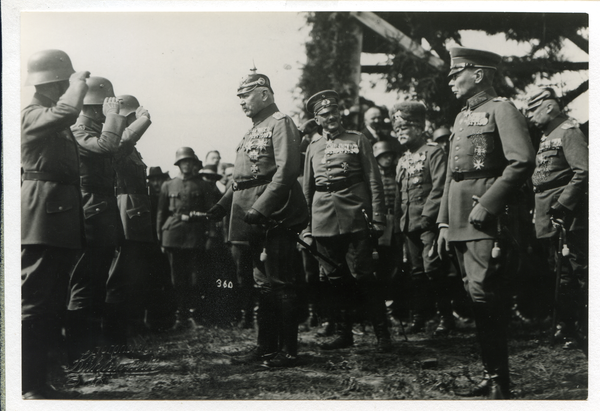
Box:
[216,279,234,288]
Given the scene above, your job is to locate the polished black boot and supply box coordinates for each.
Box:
[320,308,354,350]
[22,319,49,398]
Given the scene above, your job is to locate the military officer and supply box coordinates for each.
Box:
[21,49,89,398]
[361,106,403,156]
[67,77,127,363]
[303,90,392,353]
[157,147,212,329]
[207,71,308,367]
[437,48,535,399]
[392,102,452,335]
[104,95,153,345]
[526,86,588,352]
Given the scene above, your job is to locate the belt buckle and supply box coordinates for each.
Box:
[453,172,464,182]
[232,182,239,192]
[325,183,334,193]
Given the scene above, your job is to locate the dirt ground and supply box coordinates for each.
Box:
[47,315,588,401]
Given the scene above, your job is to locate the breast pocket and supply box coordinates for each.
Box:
[83,201,107,219]
[467,123,496,158]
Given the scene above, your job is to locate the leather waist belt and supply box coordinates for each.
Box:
[81,184,115,196]
[451,169,503,182]
[115,187,149,195]
[232,178,271,191]
[22,171,78,186]
[315,175,364,193]
[533,176,572,194]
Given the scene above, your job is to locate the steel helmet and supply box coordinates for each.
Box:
[174,147,197,165]
[117,95,140,117]
[25,49,75,86]
[373,141,394,158]
[83,77,116,105]
[433,126,451,142]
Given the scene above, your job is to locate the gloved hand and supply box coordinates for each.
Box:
[420,215,435,231]
[244,208,266,225]
[103,97,120,116]
[371,222,386,239]
[136,106,150,120]
[70,71,91,82]
[548,202,568,221]
[206,204,227,221]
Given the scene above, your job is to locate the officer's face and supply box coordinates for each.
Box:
[449,69,478,100]
[239,88,266,118]
[527,101,553,129]
[377,153,394,169]
[365,108,383,131]
[177,159,194,175]
[315,106,341,133]
[394,122,423,149]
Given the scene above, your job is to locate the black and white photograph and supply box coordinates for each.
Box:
[2,1,596,408]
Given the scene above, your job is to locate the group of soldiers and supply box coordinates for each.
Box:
[21,45,587,400]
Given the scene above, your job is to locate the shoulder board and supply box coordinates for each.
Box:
[272,112,286,120]
[427,142,438,146]
[561,119,578,130]
[493,97,509,102]
[346,130,361,135]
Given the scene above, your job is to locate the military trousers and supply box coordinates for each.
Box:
[166,248,202,315]
[22,245,79,393]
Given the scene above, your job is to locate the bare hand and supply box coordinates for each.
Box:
[469,203,492,229]
[70,71,91,82]
[437,227,450,258]
[103,97,120,116]
[303,235,314,248]
[136,106,150,120]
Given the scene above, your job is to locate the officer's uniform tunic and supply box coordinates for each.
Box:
[21,91,85,320]
[157,173,212,314]
[532,113,588,337]
[437,89,534,304]
[218,103,308,289]
[396,142,446,276]
[303,128,385,280]
[68,113,127,312]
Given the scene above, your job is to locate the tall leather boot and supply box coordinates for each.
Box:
[473,302,510,399]
[364,281,392,352]
[262,290,299,368]
[406,275,431,333]
[431,273,456,336]
[103,302,128,351]
[66,309,99,365]
[22,319,49,397]
[320,283,353,350]
[256,291,279,355]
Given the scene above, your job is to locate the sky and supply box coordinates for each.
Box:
[4,2,599,410]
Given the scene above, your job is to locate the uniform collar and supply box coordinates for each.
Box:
[31,92,57,107]
[543,113,569,136]
[77,114,102,133]
[252,103,279,126]
[465,87,497,111]
[323,126,345,140]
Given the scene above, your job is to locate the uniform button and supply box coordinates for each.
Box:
[454,156,458,160]
[455,166,459,171]
[459,128,463,131]
[95,208,100,212]
[328,175,332,179]
[58,206,63,210]
[137,212,141,215]
[456,146,460,151]
[327,161,331,164]
[327,168,331,171]
[457,137,461,141]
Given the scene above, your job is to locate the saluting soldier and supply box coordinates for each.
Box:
[67,77,127,363]
[157,147,212,329]
[525,86,588,352]
[207,71,308,368]
[392,102,452,336]
[437,47,535,399]
[21,50,89,399]
[104,95,153,345]
[303,90,392,353]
